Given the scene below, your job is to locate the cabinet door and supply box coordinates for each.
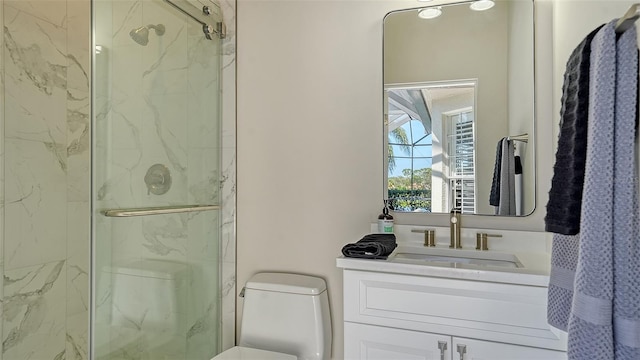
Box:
[452,337,567,360]
[345,322,450,360]
[343,270,567,351]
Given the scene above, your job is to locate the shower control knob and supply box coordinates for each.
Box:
[203,5,211,15]
[145,164,172,195]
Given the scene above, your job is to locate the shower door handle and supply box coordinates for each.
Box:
[102,204,220,217]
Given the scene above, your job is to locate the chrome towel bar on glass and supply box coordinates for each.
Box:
[101,204,220,217]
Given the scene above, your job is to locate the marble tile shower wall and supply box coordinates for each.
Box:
[2,0,91,359]
[0,0,237,359]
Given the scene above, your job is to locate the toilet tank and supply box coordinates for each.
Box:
[240,273,332,360]
[106,259,188,335]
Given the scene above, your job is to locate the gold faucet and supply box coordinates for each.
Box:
[476,233,503,251]
[449,209,462,249]
[411,228,436,247]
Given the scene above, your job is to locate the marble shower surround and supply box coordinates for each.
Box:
[0,0,236,359]
[2,0,91,359]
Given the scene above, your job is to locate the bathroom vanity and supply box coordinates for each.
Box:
[336,231,567,359]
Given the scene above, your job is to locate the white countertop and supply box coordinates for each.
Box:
[336,244,551,287]
[337,225,553,287]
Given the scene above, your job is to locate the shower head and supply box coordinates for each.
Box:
[129,24,166,46]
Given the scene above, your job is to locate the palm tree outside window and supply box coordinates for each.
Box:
[387,115,433,212]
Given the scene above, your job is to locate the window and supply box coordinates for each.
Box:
[446,109,475,213]
[387,117,433,212]
[386,82,475,213]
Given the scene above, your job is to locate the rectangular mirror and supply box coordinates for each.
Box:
[384,0,535,216]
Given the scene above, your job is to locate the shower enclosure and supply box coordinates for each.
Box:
[92,0,226,358]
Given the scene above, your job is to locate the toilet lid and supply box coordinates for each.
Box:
[211,346,297,359]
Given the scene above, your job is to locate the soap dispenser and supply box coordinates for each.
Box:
[378,200,394,233]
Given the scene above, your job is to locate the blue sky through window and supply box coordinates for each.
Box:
[388,119,433,178]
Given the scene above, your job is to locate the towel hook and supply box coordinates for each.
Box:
[616,4,640,34]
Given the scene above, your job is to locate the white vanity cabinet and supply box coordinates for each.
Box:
[344,323,565,359]
[344,322,451,359]
[451,337,565,360]
[341,269,567,360]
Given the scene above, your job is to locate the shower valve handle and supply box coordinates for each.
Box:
[145,164,172,195]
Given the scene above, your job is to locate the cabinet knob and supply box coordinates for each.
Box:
[437,341,448,360]
[456,344,467,360]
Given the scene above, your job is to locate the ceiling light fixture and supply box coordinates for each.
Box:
[470,0,495,11]
[418,7,442,19]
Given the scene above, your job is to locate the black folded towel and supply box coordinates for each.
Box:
[341,234,397,260]
[545,25,602,235]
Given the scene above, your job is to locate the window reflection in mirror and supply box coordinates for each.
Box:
[386,82,476,214]
[383,0,535,216]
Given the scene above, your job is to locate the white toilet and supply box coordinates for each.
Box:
[213,272,332,360]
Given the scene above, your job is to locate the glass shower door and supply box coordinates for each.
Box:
[92,0,224,359]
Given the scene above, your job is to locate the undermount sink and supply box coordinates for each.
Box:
[389,246,524,269]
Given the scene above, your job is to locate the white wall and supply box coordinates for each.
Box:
[237,0,636,358]
[237,1,409,357]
